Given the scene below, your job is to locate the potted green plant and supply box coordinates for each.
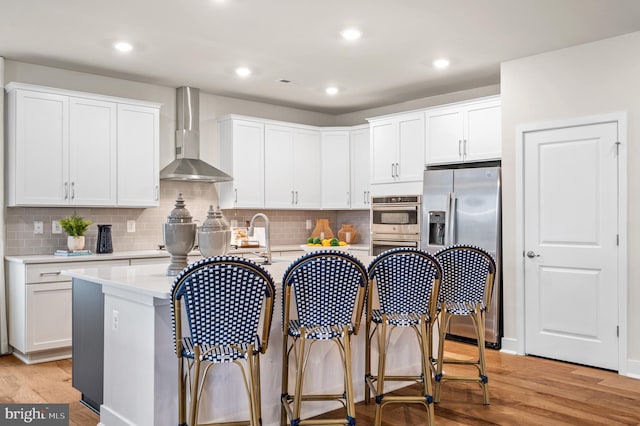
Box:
[60,213,92,251]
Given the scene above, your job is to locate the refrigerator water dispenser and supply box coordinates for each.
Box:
[428,211,446,246]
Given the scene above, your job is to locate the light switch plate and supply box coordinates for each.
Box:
[34,221,44,234]
[52,220,62,234]
[127,220,136,233]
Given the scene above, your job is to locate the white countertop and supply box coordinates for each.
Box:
[5,244,369,264]
[62,257,298,299]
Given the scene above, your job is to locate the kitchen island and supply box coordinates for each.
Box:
[63,253,422,426]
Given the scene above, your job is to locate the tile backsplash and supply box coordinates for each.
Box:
[5,181,370,256]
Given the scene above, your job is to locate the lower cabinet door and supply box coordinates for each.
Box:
[26,281,72,352]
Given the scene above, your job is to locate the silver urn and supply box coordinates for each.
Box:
[198,205,231,258]
[163,193,197,276]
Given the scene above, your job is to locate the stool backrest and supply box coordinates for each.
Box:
[171,256,275,353]
[368,248,442,319]
[434,245,496,311]
[282,251,368,334]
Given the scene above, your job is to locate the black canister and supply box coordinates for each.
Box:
[96,224,113,254]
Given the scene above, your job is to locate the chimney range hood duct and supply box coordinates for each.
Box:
[159,86,233,183]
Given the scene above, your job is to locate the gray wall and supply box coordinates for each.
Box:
[501,31,640,366]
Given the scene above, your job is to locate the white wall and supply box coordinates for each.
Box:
[501,31,640,363]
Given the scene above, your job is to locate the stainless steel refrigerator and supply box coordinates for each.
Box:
[421,163,502,348]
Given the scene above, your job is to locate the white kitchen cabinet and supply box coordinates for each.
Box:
[219,118,265,209]
[265,125,321,209]
[350,126,370,209]
[370,112,425,184]
[5,82,160,207]
[117,103,160,207]
[6,258,129,364]
[426,96,501,165]
[321,130,351,209]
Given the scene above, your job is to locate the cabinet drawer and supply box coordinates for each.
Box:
[26,260,129,284]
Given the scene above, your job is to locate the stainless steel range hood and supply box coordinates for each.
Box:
[160,86,233,183]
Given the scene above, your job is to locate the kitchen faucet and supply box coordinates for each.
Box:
[248,213,271,265]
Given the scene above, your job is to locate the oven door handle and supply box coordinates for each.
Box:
[371,205,420,212]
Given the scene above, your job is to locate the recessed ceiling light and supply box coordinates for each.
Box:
[340,28,362,41]
[325,87,339,95]
[114,41,133,53]
[235,67,251,77]
[433,58,450,69]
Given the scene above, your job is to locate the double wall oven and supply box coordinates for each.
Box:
[370,195,421,256]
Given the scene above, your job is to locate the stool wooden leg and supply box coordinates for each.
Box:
[474,310,490,405]
[280,335,290,426]
[420,319,435,425]
[434,312,450,403]
[374,321,387,426]
[189,348,202,426]
[343,329,357,424]
[293,335,307,424]
[178,357,187,426]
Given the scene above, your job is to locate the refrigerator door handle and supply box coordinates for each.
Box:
[449,192,457,244]
[444,192,452,245]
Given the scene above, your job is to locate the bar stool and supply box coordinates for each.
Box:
[433,245,496,405]
[171,256,275,426]
[280,250,368,426]
[365,248,442,426]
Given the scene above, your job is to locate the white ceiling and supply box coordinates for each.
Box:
[3,0,640,114]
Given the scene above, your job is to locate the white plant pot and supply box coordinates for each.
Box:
[67,236,85,251]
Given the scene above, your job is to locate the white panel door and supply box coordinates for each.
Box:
[524,122,619,370]
[26,282,72,352]
[70,97,117,205]
[265,125,294,208]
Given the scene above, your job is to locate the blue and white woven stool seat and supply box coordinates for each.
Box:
[180,337,260,363]
[286,319,354,340]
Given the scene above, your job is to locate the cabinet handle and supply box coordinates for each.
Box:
[64,182,68,200]
[463,139,468,158]
[71,182,75,200]
[295,191,299,204]
[395,162,399,178]
[391,163,395,178]
[155,185,159,201]
[458,140,462,157]
[291,191,295,205]
[234,188,238,203]
[367,191,370,204]
[40,271,61,277]
[363,191,367,205]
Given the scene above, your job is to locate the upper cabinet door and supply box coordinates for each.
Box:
[265,124,294,208]
[426,107,465,165]
[321,131,351,209]
[464,99,501,162]
[396,113,425,182]
[350,127,370,209]
[117,104,160,207]
[370,120,397,184]
[293,128,321,209]
[69,97,117,206]
[12,89,69,205]
[219,119,265,209]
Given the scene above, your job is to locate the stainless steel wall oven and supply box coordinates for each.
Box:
[370,195,421,256]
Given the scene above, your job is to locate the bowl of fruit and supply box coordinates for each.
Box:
[300,237,349,253]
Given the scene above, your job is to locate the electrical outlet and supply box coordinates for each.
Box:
[306,219,312,230]
[52,220,62,234]
[112,310,119,331]
[127,220,136,233]
[34,221,44,234]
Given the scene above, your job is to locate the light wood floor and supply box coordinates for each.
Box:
[1,340,639,425]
